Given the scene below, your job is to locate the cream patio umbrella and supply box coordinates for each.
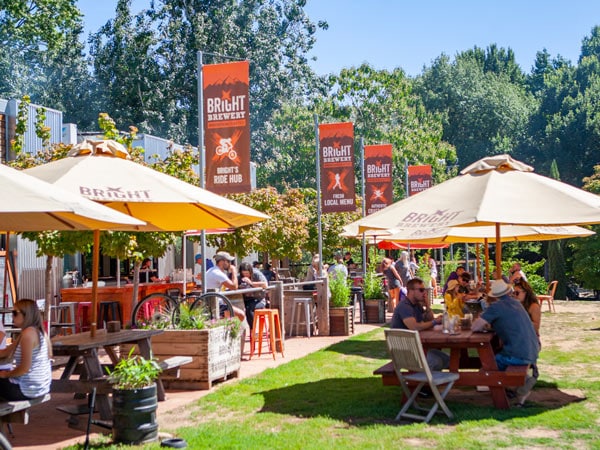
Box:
[0,162,145,334]
[0,162,144,231]
[25,140,269,333]
[348,154,600,276]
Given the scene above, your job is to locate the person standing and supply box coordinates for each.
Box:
[394,251,413,287]
[193,253,213,288]
[472,279,539,405]
[382,257,402,312]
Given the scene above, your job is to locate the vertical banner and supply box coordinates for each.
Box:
[204,61,251,193]
[319,122,356,213]
[407,164,433,196]
[364,144,393,215]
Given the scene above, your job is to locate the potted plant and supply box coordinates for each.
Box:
[363,258,386,323]
[128,302,242,390]
[328,271,354,335]
[107,347,162,445]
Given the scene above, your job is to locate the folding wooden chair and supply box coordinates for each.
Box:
[385,329,459,423]
[538,280,557,313]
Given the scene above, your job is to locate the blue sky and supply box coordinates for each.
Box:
[78,0,600,76]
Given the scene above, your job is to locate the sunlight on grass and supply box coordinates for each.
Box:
[78,301,600,449]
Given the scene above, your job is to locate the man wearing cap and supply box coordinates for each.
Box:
[472,279,539,405]
[206,251,238,291]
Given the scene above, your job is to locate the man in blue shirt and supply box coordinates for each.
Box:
[472,279,539,405]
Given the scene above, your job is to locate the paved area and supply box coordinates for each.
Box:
[10,320,386,449]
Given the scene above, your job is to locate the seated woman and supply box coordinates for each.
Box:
[0,299,51,400]
[238,262,268,329]
[512,280,541,336]
[444,279,465,318]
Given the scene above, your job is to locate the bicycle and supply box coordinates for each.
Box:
[131,291,235,328]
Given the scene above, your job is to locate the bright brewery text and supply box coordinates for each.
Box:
[410,179,431,191]
[366,162,391,178]
[80,186,151,200]
[399,209,462,228]
[207,95,247,121]
[322,145,352,163]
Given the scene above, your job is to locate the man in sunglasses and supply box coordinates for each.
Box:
[391,278,449,373]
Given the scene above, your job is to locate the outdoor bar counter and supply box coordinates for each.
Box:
[60,281,196,326]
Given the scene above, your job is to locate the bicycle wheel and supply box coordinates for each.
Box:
[131,293,177,328]
[190,292,235,320]
[0,431,11,450]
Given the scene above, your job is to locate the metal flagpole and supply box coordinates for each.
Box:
[197,50,207,294]
[360,137,366,272]
[314,114,323,274]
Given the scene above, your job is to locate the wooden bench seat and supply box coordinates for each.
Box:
[158,356,193,378]
[373,361,529,388]
[0,393,51,427]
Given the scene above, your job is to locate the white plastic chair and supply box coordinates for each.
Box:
[385,329,459,423]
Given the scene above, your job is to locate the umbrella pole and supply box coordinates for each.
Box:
[475,243,481,283]
[495,223,502,279]
[91,230,100,337]
[484,238,490,289]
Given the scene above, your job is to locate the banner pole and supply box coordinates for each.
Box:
[197,50,207,294]
[360,137,366,272]
[314,114,323,274]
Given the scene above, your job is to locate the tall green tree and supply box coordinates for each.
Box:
[546,160,567,299]
[570,164,600,292]
[415,46,536,168]
[89,0,325,161]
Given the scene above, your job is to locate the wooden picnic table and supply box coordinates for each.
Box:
[374,329,529,409]
[51,328,164,421]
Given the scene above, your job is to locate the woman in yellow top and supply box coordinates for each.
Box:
[444,279,465,318]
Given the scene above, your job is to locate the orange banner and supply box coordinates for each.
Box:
[204,61,251,193]
[319,122,356,213]
[364,144,393,215]
[407,164,433,196]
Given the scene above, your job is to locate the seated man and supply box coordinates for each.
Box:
[205,251,246,323]
[472,279,539,405]
[391,278,448,372]
[458,272,481,301]
[508,262,528,284]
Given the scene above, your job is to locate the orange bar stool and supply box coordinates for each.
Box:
[250,309,284,360]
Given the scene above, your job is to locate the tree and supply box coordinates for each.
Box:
[545,160,567,299]
[206,187,310,261]
[89,0,325,161]
[570,164,600,292]
[416,47,535,168]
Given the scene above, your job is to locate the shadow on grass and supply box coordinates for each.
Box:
[256,376,584,426]
[324,338,389,361]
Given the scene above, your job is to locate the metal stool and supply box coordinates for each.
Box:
[98,301,122,328]
[50,302,77,335]
[76,302,92,332]
[250,309,284,360]
[289,297,315,337]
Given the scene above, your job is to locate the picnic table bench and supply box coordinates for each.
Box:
[0,393,51,444]
[374,329,530,409]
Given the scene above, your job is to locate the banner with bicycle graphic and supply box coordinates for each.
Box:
[204,60,251,193]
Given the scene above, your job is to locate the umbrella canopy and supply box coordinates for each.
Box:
[377,241,449,250]
[347,154,600,276]
[0,162,144,231]
[24,139,269,231]
[384,225,595,244]
[353,155,600,233]
[24,139,269,335]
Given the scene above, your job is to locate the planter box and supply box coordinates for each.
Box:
[365,298,386,323]
[329,306,354,336]
[124,326,241,390]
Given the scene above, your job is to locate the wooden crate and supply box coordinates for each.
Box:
[123,326,241,390]
[329,306,353,336]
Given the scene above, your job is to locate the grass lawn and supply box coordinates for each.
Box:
[77,301,600,449]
